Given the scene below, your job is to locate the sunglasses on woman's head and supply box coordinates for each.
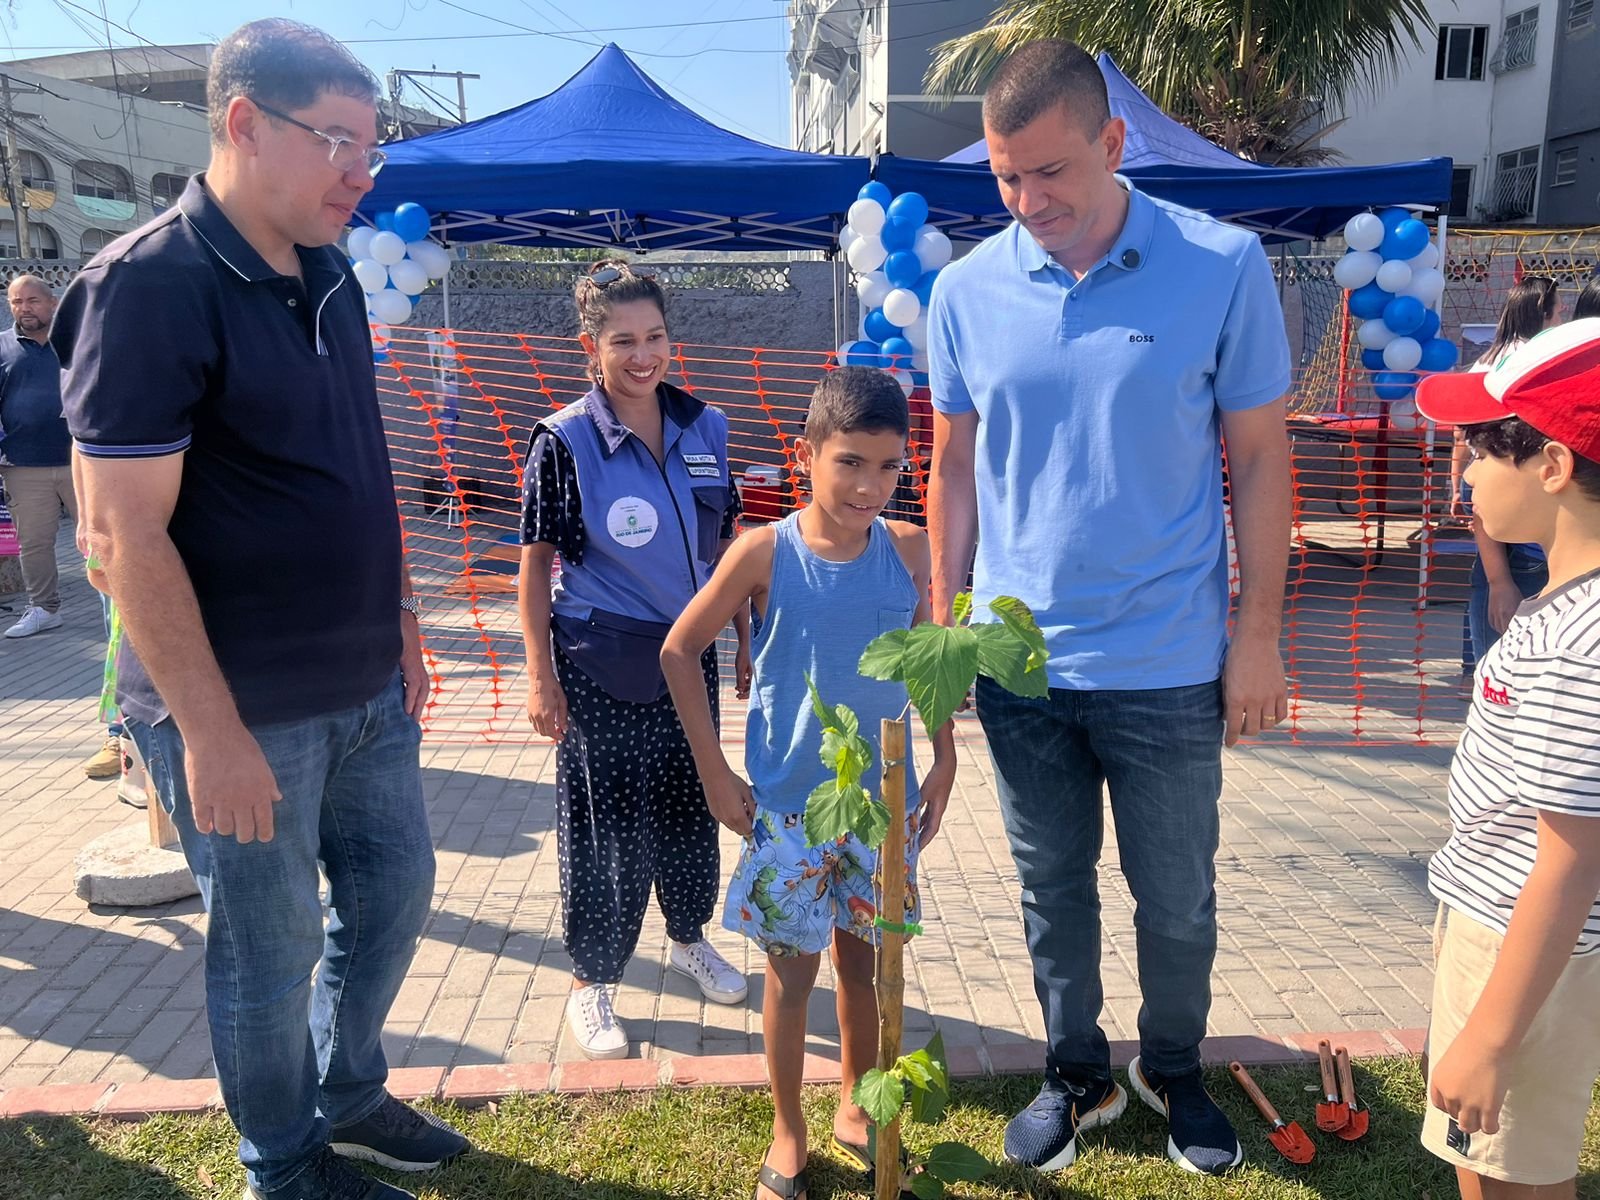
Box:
[590,265,658,286]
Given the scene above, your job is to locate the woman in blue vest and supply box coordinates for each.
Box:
[518,260,750,1059]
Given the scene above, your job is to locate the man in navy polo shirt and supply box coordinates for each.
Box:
[929,41,1291,1176]
[52,19,466,1200]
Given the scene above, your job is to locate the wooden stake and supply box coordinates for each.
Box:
[874,717,908,1200]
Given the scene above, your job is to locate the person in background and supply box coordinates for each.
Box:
[517,259,750,1061]
[1574,271,1600,322]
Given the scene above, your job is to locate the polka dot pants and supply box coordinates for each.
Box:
[554,642,722,985]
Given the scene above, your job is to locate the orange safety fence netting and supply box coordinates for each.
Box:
[380,322,1481,747]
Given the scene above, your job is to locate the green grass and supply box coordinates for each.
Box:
[2,1060,1597,1199]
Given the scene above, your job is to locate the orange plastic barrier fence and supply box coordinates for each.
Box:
[380,325,1479,746]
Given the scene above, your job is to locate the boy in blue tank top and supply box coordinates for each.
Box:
[663,367,956,1200]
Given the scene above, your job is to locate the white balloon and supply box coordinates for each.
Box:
[904,315,929,349]
[1357,318,1396,350]
[1332,250,1381,291]
[352,257,389,294]
[1407,242,1439,271]
[369,230,407,266]
[371,288,412,325]
[387,258,429,297]
[347,226,376,261]
[847,236,887,273]
[840,225,860,252]
[1344,212,1384,252]
[913,225,952,272]
[856,270,891,310]
[1383,336,1422,372]
[847,198,886,237]
[1404,267,1445,306]
[1388,394,1422,432]
[882,287,921,328]
[1375,259,1413,294]
[886,367,914,397]
[407,240,452,280]
[912,349,929,372]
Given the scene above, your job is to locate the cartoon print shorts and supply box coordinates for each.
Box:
[722,805,922,958]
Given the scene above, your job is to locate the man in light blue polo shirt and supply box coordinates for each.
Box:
[928,40,1291,1177]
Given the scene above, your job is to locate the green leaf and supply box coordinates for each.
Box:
[803,778,866,846]
[987,596,1048,673]
[858,796,891,850]
[897,623,979,738]
[805,674,859,738]
[852,1068,906,1128]
[858,627,910,681]
[973,624,1048,699]
[895,1048,937,1091]
[922,1031,949,1093]
[909,1077,948,1125]
[952,591,973,625]
[820,728,872,787]
[922,1143,991,1183]
[910,1172,946,1200]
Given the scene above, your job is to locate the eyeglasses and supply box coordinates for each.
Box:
[250,99,387,178]
[589,265,658,286]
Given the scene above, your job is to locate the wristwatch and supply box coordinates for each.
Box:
[400,595,421,618]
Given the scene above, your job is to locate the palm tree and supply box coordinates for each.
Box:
[925,0,1433,142]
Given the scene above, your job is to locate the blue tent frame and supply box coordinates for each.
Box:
[878,53,1454,244]
[361,43,868,253]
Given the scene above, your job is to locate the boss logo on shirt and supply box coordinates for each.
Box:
[1128,333,1156,343]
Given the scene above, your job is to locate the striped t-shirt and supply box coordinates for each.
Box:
[1430,567,1600,956]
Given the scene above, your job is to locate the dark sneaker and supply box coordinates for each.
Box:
[1128,1056,1244,1175]
[243,1148,415,1199]
[330,1094,470,1173]
[1003,1069,1127,1171]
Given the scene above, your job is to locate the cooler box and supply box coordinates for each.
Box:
[738,465,785,522]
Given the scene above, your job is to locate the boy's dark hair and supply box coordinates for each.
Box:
[983,39,1111,140]
[1575,271,1600,322]
[1464,416,1600,503]
[806,367,909,446]
[208,19,380,146]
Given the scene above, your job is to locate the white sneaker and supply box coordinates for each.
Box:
[566,984,628,1060]
[4,606,62,638]
[669,938,749,1005]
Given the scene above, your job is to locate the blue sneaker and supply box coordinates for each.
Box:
[1003,1070,1127,1171]
[243,1149,414,1199]
[1128,1056,1244,1175]
[330,1094,470,1173]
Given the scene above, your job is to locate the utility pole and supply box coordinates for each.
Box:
[386,68,481,129]
[0,75,33,259]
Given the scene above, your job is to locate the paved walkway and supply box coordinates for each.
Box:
[0,541,1463,1092]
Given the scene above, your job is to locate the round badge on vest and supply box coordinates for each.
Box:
[606,496,658,548]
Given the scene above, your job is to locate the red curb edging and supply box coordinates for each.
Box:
[0,1028,1428,1120]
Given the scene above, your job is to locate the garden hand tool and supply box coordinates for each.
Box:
[1333,1045,1370,1142]
[1228,1061,1316,1164]
[1315,1039,1351,1132]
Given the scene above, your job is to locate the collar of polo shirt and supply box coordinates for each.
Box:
[1015,175,1156,278]
[178,173,346,289]
[583,380,708,458]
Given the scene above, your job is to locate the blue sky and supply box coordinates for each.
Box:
[1,0,794,144]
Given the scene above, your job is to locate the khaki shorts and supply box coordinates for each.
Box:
[1421,904,1600,1185]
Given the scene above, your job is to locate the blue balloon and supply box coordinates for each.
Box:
[881,336,915,366]
[1348,281,1389,320]
[911,370,930,388]
[1381,218,1430,261]
[1373,371,1418,401]
[1414,308,1441,342]
[1419,337,1460,373]
[887,192,929,228]
[391,202,431,243]
[842,339,882,367]
[1361,348,1387,372]
[864,307,900,343]
[913,271,938,304]
[375,212,395,232]
[884,250,921,288]
[858,180,892,206]
[1379,207,1412,235]
[1383,294,1426,337]
[880,216,918,253]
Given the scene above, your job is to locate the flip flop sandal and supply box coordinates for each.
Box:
[753,1161,809,1200]
[831,1133,919,1194]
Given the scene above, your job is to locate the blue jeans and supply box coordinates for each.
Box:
[975,675,1224,1080]
[1468,547,1548,665]
[127,671,435,1194]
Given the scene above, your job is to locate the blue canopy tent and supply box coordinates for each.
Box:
[361,43,868,253]
[878,52,1454,244]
